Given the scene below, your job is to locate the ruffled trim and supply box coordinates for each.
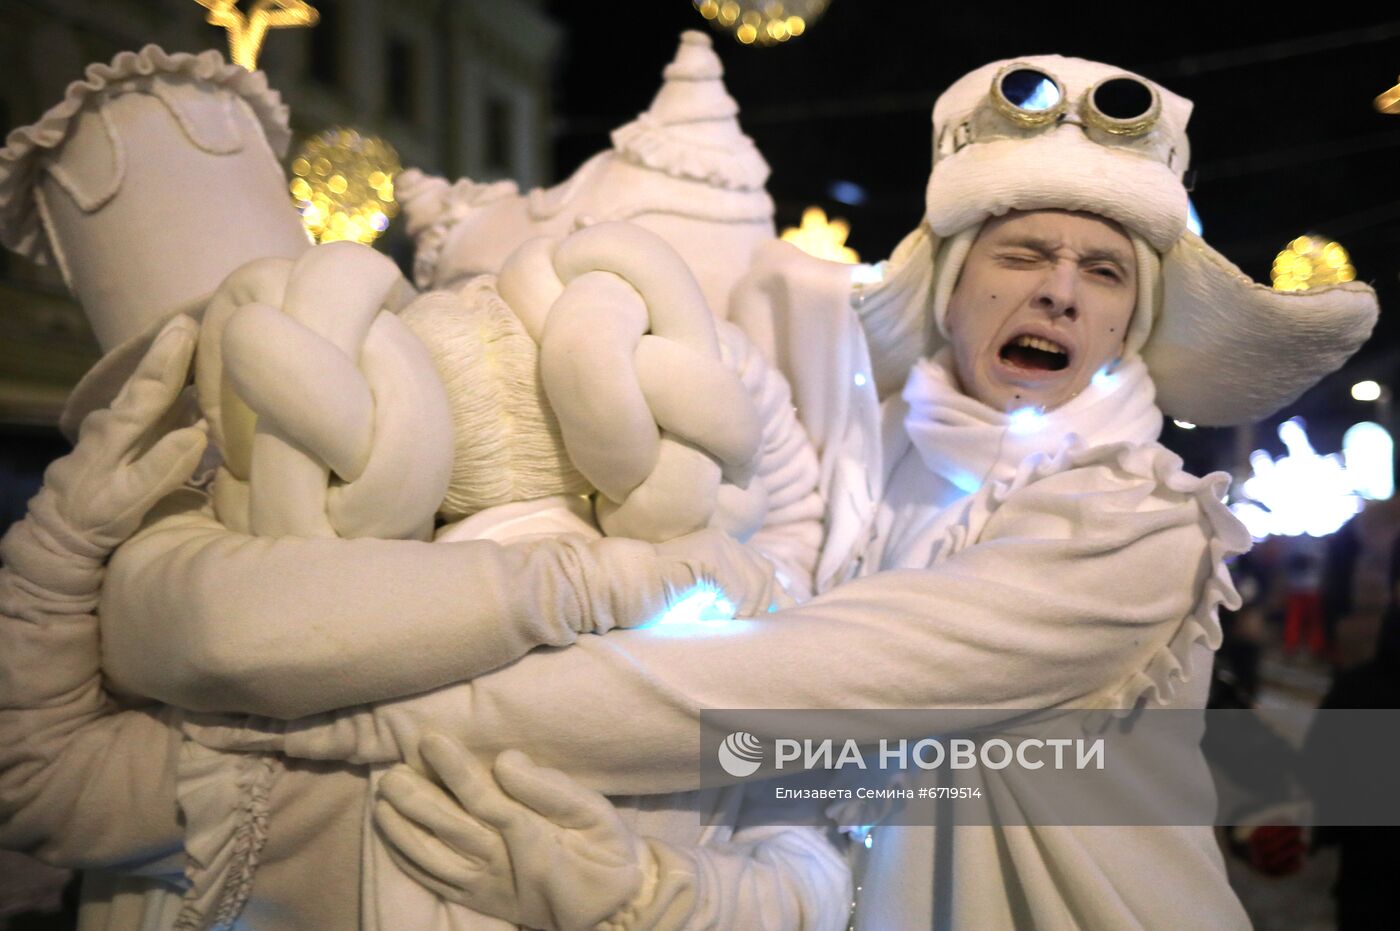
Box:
[611,114,770,191]
[397,168,519,289]
[0,45,290,265]
[932,437,1249,714]
[174,738,283,931]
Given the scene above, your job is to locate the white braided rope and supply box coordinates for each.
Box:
[498,222,763,543]
[195,242,453,540]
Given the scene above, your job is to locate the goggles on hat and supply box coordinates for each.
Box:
[938,63,1179,170]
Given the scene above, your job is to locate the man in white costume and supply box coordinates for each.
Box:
[0,50,1379,931]
[173,56,1377,930]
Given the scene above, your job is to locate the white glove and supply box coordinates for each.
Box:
[43,315,207,549]
[374,736,849,931]
[652,528,794,620]
[374,735,648,931]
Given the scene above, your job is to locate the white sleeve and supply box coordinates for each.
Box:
[719,321,823,601]
[101,490,704,719]
[222,443,1242,796]
[0,488,185,873]
[612,826,850,931]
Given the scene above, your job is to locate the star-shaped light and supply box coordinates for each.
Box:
[195,1,319,70]
[781,206,860,264]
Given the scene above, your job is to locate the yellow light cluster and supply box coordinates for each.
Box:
[693,0,828,45]
[1271,234,1356,292]
[781,206,859,264]
[195,1,319,70]
[290,129,401,245]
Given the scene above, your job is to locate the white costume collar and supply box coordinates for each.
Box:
[900,348,1163,495]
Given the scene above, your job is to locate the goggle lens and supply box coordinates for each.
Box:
[1091,77,1155,121]
[999,69,1062,112]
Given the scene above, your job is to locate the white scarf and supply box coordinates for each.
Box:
[873,348,1163,571]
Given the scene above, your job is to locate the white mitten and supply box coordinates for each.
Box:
[375,736,649,931]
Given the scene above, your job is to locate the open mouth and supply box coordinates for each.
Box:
[999,334,1070,372]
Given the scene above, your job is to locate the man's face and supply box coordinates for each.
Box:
[945,210,1137,412]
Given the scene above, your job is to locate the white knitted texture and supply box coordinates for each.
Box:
[400,278,590,520]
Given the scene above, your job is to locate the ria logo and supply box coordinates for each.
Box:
[718,731,764,777]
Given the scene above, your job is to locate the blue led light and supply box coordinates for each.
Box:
[646,583,739,628]
[827,179,868,206]
[1007,406,1045,435]
[1091,365,1118,392]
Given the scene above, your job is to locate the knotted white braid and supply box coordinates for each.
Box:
[497,222,763,543]
[195,242,454,541]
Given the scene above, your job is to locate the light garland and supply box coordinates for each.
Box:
[1270,234,1355,292]
[693,0,831,46]
[289,129,401,245]
[194,1,319,70]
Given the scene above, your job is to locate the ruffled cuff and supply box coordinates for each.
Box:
[932,437,1250,714]
[397,168,519,289]
[0,45,289,265]
[610,114,769,192]
[173,740,283,931]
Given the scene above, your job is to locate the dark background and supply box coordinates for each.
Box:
[545,2,1400,473]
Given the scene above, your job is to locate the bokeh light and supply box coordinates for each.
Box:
[693,0,829,45]
[1351,380,1382,402]
[1271,234,1355,292]
[289,128,401,245]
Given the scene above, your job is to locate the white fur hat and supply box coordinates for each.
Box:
[0,46,310,438]
[909,54,1378,426]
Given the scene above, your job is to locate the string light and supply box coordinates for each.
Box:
[289,128,401,245]
[781,206,859,263]
[195,1,319,70]
[1270,235,1355,292]
[1343,422,1394,501]
[1230,417,1363,539]
[644,583,738,627]
[693,0,830,45]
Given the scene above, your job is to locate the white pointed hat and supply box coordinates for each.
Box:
[882,54,1379,426]
[610,30,770,193]
[0,45,310,437]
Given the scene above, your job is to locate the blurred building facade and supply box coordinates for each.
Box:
[0,0,561,427]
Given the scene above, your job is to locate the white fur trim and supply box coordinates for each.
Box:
[926,125,1189,253]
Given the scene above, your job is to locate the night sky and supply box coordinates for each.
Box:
[545,3,1400,469]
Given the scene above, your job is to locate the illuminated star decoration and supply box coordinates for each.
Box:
[781,206,860,264]
[195,0,319,70]
[1375,75,1400,114]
